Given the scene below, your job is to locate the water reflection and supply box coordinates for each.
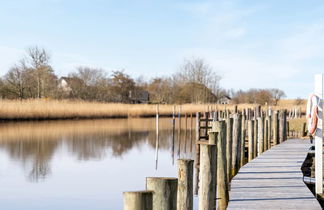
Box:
[0,118,195,182]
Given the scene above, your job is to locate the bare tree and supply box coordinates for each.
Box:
[270,88,286,105]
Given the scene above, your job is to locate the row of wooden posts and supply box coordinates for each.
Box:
[123,106,288,210]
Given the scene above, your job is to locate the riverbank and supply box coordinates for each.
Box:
[0,99,305,121]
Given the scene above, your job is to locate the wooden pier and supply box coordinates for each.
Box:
[227,139,321,210]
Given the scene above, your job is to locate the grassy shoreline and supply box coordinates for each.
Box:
[0,99,305,121]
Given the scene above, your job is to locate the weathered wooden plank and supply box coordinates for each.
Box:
[228,139,321,210]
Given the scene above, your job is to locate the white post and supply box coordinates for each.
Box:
[314,74,323,195]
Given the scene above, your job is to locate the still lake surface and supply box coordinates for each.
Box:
[0,118,197,210]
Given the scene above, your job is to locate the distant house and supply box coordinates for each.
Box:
[58,77,72,92]
[129,90,150,104]
[58,77,84,94]
[217,95,232,104]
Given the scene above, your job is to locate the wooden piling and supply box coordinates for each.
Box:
[194,112,201,196]
[215,121,229,210]
[146,177,178,210]
[123,191,153,210]
[273,111,279,145]
[279,111,284,143]
[177,159,194,210]
[253,119,258,158]
[232,113,242,176]
[240,114,246,167]
[257,117,264,154]
[199,143,217,210]
[248,120,254,161]
[226,117,233,182]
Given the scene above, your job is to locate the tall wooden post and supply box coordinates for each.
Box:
[177,159,194,210]
[248,120,254,161]
[253,119,258,158]
[146,177,178,210]
[194,112,201,196]
[279,110,284,143]
[240,114,246,167]
[226,118,233,182]
[123,191,153,210]
[199,143,217,210]
[215,121,229,210]
[258,117,264,155]
[314,74,323,195]
[232,113,241,176]
[272,111,279,145]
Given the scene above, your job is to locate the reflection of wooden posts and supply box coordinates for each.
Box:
[146,177,178,210]
[226,118,233,182]
[240,114,246,167]
[198,142,217,210]
[273,111,279,145]
[177,159,194,210]
[194,112,201,196]
[258,117,264,155]
[155,105,159,170]
[248,120,254,161]
[215,122,229,210]
[123,191,153,210]
[232,113,241,176]
[253,119,258,158]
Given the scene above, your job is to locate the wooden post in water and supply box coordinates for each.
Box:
[248,120,254,161]
[283,110,287,141]
[155,104,159,169]
[253,119,258,158]
[257,117,264,155]
[279,110,284,143]
[214,121,229,210]
[232,113,241,176]
[194,112,201,196]
[146,177,178,210]
[226,117,233,182]
[272,111,279,145]
[177,159,194,210]
[198,142,217,210]
[123,191,153,210]
[240,114,246,167]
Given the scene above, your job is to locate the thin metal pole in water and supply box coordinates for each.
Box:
[177,106,182,157]
[172,105,176,165]
[155,104,159,170]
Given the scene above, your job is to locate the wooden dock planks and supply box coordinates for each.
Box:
[227,139,321,210]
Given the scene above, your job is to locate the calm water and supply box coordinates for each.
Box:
[0,118,196,210]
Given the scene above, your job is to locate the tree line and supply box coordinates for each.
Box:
[0,46,286,104]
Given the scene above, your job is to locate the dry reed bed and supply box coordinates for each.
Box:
[0,99,306,120]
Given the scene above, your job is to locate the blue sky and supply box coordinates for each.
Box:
[1,0,324,98]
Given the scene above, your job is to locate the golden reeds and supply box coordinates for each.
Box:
[0,99,306,120]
